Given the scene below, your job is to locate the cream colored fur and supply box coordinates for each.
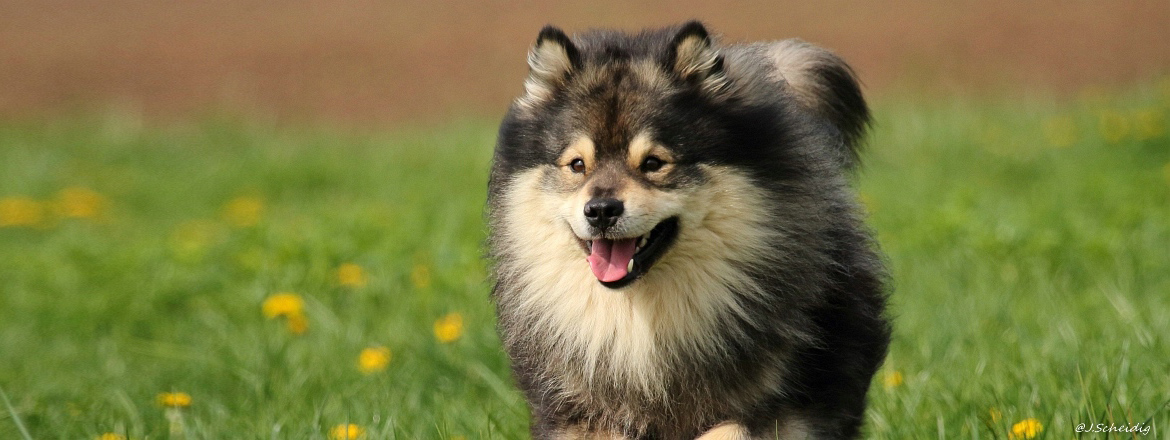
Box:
[521,39,576,109]
[624,132,675,170]
[495,158,788,400]
[674,33,728,95]
[695,423,751,440]
[767,39,850,126]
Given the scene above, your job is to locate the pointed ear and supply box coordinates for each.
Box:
[665,21,727,93]
[521,26,581,107]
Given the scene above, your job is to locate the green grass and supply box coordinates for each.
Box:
[1,83,1169,439]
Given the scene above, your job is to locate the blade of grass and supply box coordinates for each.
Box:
[0,385,33,440]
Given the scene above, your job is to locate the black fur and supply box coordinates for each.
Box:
[536,25,583,72]
[488,22,890,439]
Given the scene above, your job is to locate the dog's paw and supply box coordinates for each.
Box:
[696,422,750,440]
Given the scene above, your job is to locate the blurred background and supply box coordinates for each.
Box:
[1,1,1168,439]
[2,0,1168,124]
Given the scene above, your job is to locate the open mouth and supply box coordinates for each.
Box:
[579,217,680,289]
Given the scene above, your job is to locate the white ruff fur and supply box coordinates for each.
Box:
[496,165,785,399]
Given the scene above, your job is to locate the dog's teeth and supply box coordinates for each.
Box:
[627,259,634,272]
[639,236,648,248]
[587,240,592,251]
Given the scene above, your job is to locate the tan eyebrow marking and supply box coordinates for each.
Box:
[626,132,674,170]
[557,135,596,169]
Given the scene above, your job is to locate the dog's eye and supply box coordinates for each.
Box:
[640,156,665,173]
[569,158,586,173]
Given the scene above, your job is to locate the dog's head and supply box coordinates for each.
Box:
[490,21,869,290]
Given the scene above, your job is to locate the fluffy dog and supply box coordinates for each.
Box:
[487,21,890,439]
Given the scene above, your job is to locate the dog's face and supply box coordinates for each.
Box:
[495,23,764,290]
[556,132,688,288]
[491,22,869,294]
[489,21,872,397]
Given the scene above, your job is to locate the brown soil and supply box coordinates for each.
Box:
[1,0,1167,126]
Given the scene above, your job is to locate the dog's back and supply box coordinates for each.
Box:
[489,21,889,439]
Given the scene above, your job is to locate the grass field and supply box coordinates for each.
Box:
[2,82,1169,439]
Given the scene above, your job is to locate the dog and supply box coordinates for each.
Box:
[486,21,890,439]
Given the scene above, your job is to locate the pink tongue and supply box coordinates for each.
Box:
[587,238,637,282]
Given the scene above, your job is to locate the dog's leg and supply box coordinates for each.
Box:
[696,422,751,440]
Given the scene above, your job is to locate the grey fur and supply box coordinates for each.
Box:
[488,21,889,439]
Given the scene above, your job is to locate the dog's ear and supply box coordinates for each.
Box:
[665,21,728,94]
[520,26,582,107]
[770,39,871,168]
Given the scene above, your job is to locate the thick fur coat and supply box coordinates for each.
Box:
[486,21,890,440]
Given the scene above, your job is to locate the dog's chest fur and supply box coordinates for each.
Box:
[489,22,891,440]
[497,278,801,438]
[491,168,823,437]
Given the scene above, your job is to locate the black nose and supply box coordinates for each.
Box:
[584,198,624,228]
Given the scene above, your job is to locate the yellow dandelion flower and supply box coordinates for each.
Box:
[262,292,305,318]
[1097,110,1130,144]
[96,433,126,440]
[330,423,365,440]
[56,187,107,219]
[157,392,192,408]
[1041,116,1078,148]
[989,407,1002,423]
[434,312,464,343]
[222,196,264,227]
[1133,108,1166,141]
[1009,418,1043,439]
[358,346,392,373]
[882,370,903,389]
[286,313,309,335]
[337,263,369,288]
[411,264,432,289]
[0,197,47,227]
[263,292,308,334]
